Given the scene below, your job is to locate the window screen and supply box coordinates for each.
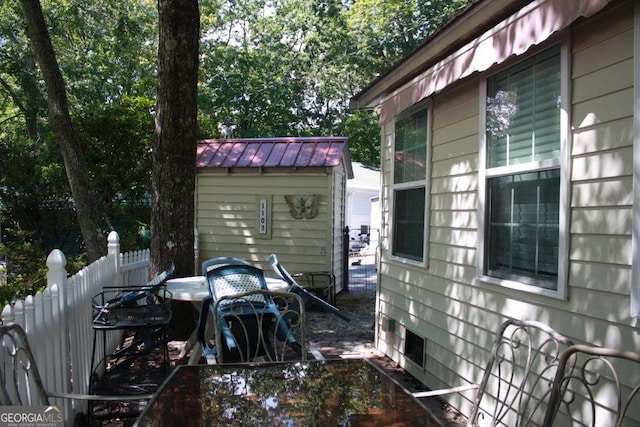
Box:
[487,170,560,288]
[393,187,425,261]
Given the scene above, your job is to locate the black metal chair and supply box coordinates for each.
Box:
[91,264,175,373]
[268,253,350,322]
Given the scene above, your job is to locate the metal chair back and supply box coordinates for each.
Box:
[0,323,49,406]
[213,290,307,364]
[199,264,306,364]
[268,253,350,322]
[467,319,574,426]
[201,257,252,276]
[542,344,640,427]
[1,323,155,424]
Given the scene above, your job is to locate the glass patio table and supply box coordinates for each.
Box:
[134,358,442,426]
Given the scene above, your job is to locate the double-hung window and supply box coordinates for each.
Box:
[392,104,429,263]
[479,43,568,296]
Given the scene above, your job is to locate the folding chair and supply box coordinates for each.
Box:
[268,253,350,322]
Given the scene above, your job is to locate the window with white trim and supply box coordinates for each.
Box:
[392,104,429,262]
[479,43,568,295]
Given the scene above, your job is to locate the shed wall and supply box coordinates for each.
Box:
[195,170,340,281]
[332,164,347,293]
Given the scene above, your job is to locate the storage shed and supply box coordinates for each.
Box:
[195,137,352,293]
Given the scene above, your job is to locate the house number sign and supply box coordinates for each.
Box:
[259,198,268,234]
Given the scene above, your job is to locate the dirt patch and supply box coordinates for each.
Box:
[305,291,378,357]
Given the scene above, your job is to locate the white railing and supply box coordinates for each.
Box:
[0,231,150,422]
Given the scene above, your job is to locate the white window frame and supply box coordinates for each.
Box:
[477,37,570,299]
[632,2,640,319]
[389,100,431,266]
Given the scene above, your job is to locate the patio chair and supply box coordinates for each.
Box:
[268,253,350,322]
[201,256,252,275]
[0,323,154,425]
[197,264,306,364]
[412,319,574,427]
[91,264,175,372]
[199,289,308,364]
[542,344,640,426]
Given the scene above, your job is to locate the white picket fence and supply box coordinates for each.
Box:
[0,231,150,422]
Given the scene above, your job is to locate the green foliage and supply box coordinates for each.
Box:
[1,0,470,291]
[74,96,155,253]
[43,0,158,106]
[1,0,157,260]
[0,228,47,306]
[0,228,88,307]
[337,110,380,164]
[199,0,469,158]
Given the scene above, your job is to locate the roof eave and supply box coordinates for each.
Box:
[349,0,532,110]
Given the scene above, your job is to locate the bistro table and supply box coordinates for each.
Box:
[134,358,443,426]
[166,276,289,364]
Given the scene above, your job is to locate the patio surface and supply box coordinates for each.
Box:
[97,291,466,426]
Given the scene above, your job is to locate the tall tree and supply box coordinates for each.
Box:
[18,0,105,261]
[197,0,469,163]
[151,0,200,276]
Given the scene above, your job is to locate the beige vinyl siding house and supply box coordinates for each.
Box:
[351,0,639,421]
[195,137,351,292]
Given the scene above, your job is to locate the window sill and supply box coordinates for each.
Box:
[478,274,567,300]
[389,254,428,269]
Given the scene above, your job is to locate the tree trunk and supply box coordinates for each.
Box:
[19,0,106,262]
[151,0,200,278]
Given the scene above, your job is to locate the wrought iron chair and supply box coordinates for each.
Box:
[197,264,307,364]
[542,344,640,427]
[412,319,574,427]
[268,253,350,322]
[0,323,154,425]
[91,264,175,372]
[202,289,307,364]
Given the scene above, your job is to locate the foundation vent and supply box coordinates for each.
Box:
[404,329,425,368]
